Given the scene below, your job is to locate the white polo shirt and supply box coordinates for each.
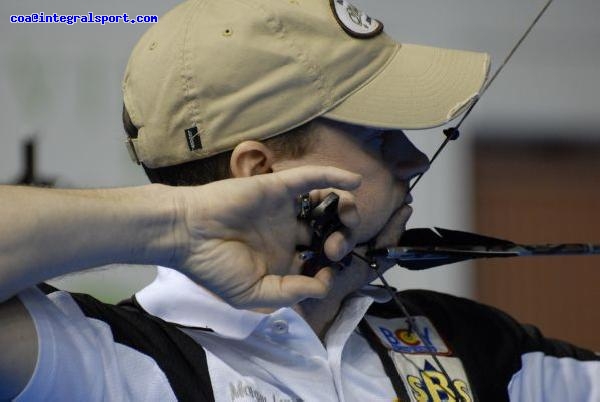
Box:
[17,267,397,401]
[17,267,600,401]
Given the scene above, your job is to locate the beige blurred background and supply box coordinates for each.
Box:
[1,0,599,350]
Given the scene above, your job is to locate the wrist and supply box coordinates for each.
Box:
[127,184,184,268]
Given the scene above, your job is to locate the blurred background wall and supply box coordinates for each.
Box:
[2,0,599,348]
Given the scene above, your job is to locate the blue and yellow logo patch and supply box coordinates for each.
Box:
[365,316,450,355]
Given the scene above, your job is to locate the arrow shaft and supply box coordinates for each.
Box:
[376,244,600,260]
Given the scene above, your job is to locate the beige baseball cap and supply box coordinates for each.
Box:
[123,0,490,168]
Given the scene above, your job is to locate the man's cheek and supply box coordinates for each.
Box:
[358,217,389,244]
[353,191,393,239]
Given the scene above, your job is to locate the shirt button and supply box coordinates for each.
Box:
[271,320,289,335]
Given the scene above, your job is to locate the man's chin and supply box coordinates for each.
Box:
[349,205,413,275]
[370,204,413,249]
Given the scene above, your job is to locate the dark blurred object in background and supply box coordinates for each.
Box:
[11,138,55,187]
[474,136,600,352]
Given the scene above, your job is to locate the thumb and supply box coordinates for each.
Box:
[234,268,334,309]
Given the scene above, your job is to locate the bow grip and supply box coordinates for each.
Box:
[299,192,350,276]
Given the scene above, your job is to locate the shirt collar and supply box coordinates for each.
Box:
[136,266,268,339]
[135,266,391,339]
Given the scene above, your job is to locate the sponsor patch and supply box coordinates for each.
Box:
[329,0,383,39]
[365,316,451,355]
[395,355,475,402]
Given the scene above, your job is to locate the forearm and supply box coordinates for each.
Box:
[0,184,180,301]
[0,166,362,308]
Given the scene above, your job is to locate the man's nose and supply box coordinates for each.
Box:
[383,132,430,181]
[397,148,430,182]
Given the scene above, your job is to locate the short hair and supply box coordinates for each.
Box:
[122,105,317,186]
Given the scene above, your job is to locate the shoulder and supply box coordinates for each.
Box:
[366,289,599,400]
[369,288,598,359]
[368,288,520,334]
[21,284,215,402]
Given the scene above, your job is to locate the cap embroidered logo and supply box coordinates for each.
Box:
[329,0,383,38]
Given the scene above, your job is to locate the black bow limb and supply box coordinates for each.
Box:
[367,227,600,270]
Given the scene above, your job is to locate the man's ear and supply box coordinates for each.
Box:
[230,141,275,178]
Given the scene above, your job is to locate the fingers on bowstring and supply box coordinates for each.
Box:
[307,189,360,229]
[289,248,312,274]
[277,166,361,196]
[323,229,356,262]
[310,189,359,261]
[295,222,313,247]
[295,187,360,247]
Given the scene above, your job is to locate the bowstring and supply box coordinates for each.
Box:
[353,250,466,400]
[409,0,555,193]
[363,1,556,399]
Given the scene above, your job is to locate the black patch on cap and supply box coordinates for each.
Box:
[184,127,202,151]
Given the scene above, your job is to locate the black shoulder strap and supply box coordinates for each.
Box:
[358,320,411,400]
[37,284,215,402]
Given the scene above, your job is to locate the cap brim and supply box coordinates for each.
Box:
[323,43,490,130]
